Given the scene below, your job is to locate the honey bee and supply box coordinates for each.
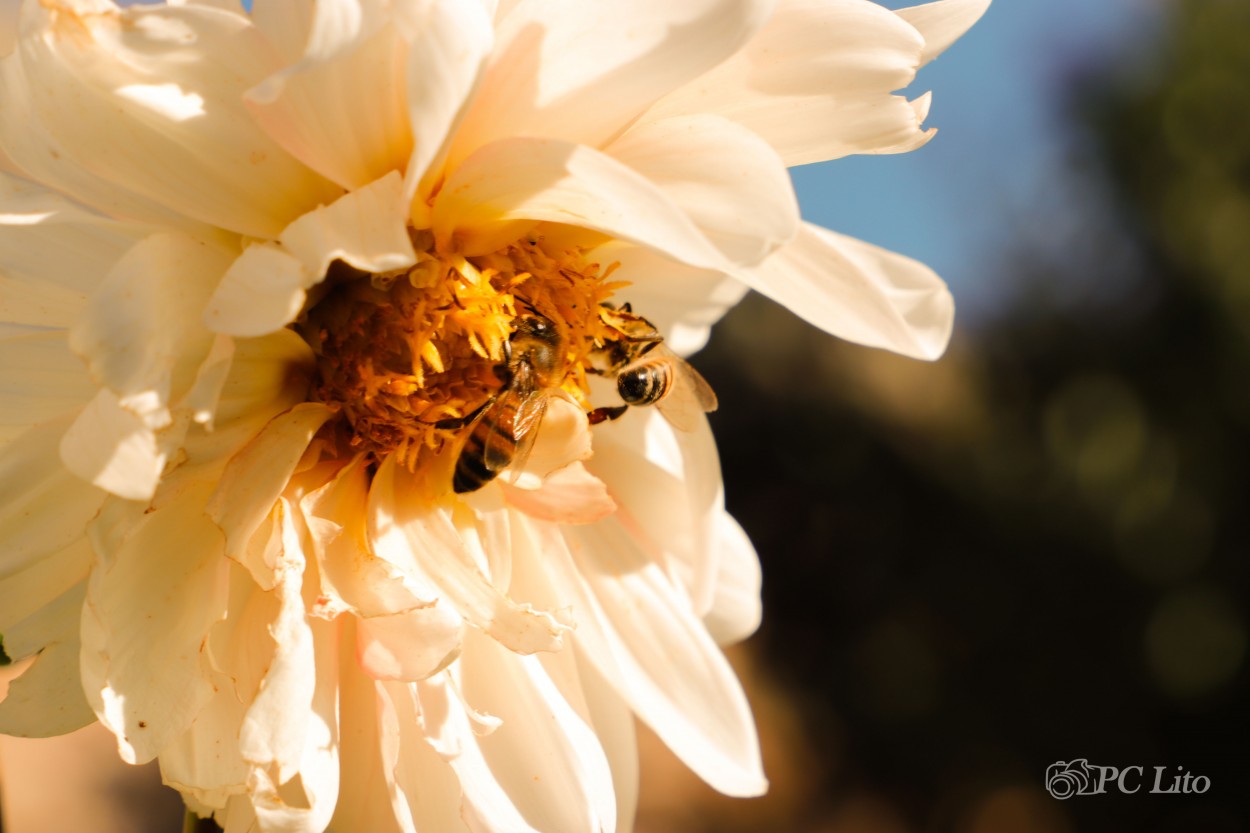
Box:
[588,304,718,432]
[447,314,569,494]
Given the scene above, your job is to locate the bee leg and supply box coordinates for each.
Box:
[587,405,629,426]
[434,398,495,431]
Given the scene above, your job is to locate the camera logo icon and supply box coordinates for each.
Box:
[1046,759,1098,799]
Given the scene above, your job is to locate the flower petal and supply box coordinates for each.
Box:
[0,0,17,58]
[0,331,95,442]
[237,507,316,786]
[59,388,166,501]
[245,617,341,833]
[183,329,315,468]
[447,0,775,166]
[205,401,334,562]
[0,172,151,327]
[607,114,798,266]
[301,458,431,620]
[368,456,571,655]
[0,414,106,579]
[357,604,464,682]
[644,0,933,165]
[896,0,992,66]
[80,481,230,764]
[459,631,617,833]
[0,588,95,738]
[207,173,416,338]
[159,564,269,812]
[0,537,90,634]
[400,0,495,220]
[332,640,412,833]
[204,242,308,338]
[400,675,542,833]
[432,137,727,269]
[585,408,724,616]
[382,680,473,833]
[701,512,762,645]
[515,516,767,797]
[4,1,342,237]
[278,170,417,278]
[69,231,232,413]
[501,462,617,525]
[247,23,413,192]
[739,221,954,359]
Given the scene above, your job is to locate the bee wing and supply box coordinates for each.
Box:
[504,391,550,478]
[653,349,718,433]
[482,363,536,474]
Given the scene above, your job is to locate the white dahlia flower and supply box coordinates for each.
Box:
[0,0,987,830]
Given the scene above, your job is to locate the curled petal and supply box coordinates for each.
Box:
[205,243,308,338]
[207,174,416,337]
[738,222,954,360]
[278,170,416,279]
[301,457,431,619]
[183,329,315,468]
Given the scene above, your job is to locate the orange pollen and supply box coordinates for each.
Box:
[294,235,627,472]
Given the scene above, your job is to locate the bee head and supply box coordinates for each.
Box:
[512,314,561,347]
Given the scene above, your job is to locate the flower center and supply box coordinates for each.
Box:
[295,232,627,483]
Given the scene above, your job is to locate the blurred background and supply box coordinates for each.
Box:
[4,0,1250,831]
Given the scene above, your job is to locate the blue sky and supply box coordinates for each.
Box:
[793,0,1166,326]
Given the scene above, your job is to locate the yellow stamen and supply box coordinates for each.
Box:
[297,235,627,478]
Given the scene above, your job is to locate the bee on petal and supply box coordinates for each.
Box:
[588,303,718,432]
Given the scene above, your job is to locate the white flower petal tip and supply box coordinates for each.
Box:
[501,462,617,524]
[741,223,955,361]
[897,0,993,66]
